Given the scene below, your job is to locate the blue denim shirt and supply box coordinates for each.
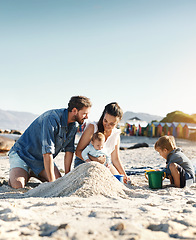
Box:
[9,108,77,175]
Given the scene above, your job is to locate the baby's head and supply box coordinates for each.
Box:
[91,132,105,150]
[155,135,176,159]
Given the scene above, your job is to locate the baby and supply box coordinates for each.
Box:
[82,132,110,166]
[155,135,195,188]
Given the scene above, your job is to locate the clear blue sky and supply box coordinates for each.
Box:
[1,0,196,121]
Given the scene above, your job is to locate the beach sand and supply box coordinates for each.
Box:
[1,136,196,240]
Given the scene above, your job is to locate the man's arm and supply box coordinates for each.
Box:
[64,151,74,174]
[43,153,56,182]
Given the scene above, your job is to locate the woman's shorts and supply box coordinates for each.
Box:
[9,151,29,173]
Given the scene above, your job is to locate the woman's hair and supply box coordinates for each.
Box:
[68,96,92,112]
[92,132,105,142]
[97,102,123,133]
[154,135,176,152]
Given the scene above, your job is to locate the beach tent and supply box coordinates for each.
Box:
[142,126,147,136]
[176,123,184,138]
[142,124,149,136]
[182,123,189,139]
[156,123,165,137]
[147,123,156,137]
[153,122,159,137]
[170,122,178,137]
[150,123,156,137]
[132,125,137,136]
[138,124,144,136]
[163,123,172,135]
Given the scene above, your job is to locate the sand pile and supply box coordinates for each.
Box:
[26,162,131,198]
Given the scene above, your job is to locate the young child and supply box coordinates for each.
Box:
[155,135,195,188]
[82,132,110,166]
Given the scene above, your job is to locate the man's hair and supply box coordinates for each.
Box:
[68,96,92,112]
[155,135,176,152]
[92,132,105,142]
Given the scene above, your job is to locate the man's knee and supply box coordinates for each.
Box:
[9,178,26,189]
[9,168,29,189]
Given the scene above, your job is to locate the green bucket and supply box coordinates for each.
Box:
[145,170,166,189]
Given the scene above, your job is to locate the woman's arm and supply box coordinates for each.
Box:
[75,124,94,159]
[111,138,129,183]
[75,123,106,164]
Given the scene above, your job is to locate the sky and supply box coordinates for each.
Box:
[0,0,196,121]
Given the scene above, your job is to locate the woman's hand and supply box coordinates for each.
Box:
[97,155,106,164]
[123,175,130,184]
[89,154,106,164]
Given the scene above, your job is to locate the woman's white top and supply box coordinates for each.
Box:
[90,121,121,156]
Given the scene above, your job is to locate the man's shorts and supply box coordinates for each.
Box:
[9,151,29,173]
[169,164,194,188]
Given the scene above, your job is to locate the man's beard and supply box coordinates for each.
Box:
[74,114,85,125]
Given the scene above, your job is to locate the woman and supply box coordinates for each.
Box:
[74,102,129,183]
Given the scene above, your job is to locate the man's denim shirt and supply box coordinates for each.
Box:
[9,108,77,175]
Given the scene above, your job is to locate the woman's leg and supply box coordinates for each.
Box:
[169,163,180,188]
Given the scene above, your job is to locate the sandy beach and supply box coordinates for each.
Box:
[1,136,196,240]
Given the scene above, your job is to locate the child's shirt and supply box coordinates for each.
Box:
[164,148,195,182]
[82,144,111,166]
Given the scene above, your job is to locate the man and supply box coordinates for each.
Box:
[9,96,92,188]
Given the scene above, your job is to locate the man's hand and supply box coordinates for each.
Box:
[64,152,74,174]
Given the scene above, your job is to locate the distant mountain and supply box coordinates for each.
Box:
[0,109,38,131]
[121,111,163,124]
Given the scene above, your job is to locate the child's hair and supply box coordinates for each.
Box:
[92,132,105,142]
[154,135,176,152]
